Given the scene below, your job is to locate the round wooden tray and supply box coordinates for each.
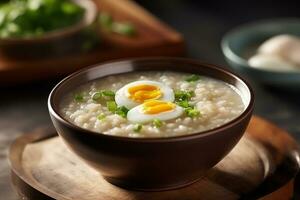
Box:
[9,116,300,200]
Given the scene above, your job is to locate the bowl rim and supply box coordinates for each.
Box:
[0,0,97,44]
[221,18,300,75]
[48,57,254,142]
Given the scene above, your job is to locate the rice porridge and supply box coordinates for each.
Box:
[60,72,245,138]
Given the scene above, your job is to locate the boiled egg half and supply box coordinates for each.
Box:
[127,100,184,123]
[115,80,175,109]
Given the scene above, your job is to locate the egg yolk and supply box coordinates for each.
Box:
[143,100,175,114]
[128,84,162,103]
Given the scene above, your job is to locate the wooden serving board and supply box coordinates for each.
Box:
[9,116,300,200]
[0,0,185,85]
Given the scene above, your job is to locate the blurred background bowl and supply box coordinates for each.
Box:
[0,0,98,59]
[221,18,300,89]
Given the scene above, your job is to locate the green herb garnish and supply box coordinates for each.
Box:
[185,107,201,118]
[74,94,84,102]
[175,90,195,110]
[185,74,201,82]
[107,101,129,118]
[92,92,102,101]
[174,90,200,117]
[98,12,113,28]
[133,124,142,132]
[152,119,164,128]
[115,106,129,118]
[92,90,115,101]
[112,22,136,36]
[0,0,85,38]
[97,113,106,121]
[101,90,115,97]
[107,101,117,112]
[177,100,190,108]
[175,90,194,102]
[99,12,136,36]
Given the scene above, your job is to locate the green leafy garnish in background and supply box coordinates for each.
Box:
[0,0,85,38]
[98,12,136,36]
[98,12,113,28]
[112,22,135,36]
[81,26,101,52]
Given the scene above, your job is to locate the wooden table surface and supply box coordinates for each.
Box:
[0,0,300,199]
[8,117,299,200]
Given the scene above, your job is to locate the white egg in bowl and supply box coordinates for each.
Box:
[115,80,175,109]
[127,100,184,123]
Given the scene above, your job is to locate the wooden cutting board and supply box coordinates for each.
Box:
[9,116,300,200]
[0,0,185,85]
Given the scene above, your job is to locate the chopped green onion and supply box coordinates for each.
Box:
[92,90,115,101]
[101,90,115,97]
[175,90,195,102]
[99,12,113,28]
[185,107,201,118]
[133,124,142,132]
[152,119,164,128]
[0,0,84,39]
[112,22,136,36]
[106,101,129,118]
[107,101,117,112]
[74,94,84,102]
[92,92,102,101]
[115,106,129,118]
[97,113,106,121]
[177,100,190,108]
[187,91,195,97]
[174,90,196,111]
[185,74,201,82]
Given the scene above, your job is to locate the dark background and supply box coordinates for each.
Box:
[0,0,299,199]
[134,0,300,141]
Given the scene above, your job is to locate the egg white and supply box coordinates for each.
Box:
[115,80,175,109]
[127,104,184,123]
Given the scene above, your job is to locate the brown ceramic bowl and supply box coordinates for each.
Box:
[48,57,254,191]
[0,0,97,59]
